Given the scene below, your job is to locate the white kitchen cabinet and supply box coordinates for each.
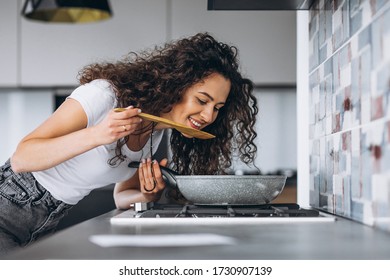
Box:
[19,0,168,86]
[2,0,295,87]
[171,0,297,85]
[0,0,18,86]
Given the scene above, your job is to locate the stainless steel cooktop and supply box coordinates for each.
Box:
[111,203,336,225]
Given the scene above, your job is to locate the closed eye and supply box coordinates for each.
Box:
[197,98,207,105]
[196,96,224,112]
[196,98,223,112]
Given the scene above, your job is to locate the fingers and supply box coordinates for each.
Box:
[112,106,143,135]
[159,158,168,167]
[95,106,145,145]
[117,121,140,134]
[113,106,141,119]
[152,159,166,187]
[138,158,166,194]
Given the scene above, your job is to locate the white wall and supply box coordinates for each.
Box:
[170,0,296,85]
[0,0,18,86]
[0,90,53,164]
[233,88,297,174]
[296,11,310,206]
[256,89,297,173]
[1,0,296,87]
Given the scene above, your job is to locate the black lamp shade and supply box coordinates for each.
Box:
[21,0,112,23]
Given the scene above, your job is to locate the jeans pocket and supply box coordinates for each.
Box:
[0,159,11,180]
[0,175,32,204]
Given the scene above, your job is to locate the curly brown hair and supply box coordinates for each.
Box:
[78,32,258,175]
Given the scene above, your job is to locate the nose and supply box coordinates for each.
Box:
[200,106,214,123]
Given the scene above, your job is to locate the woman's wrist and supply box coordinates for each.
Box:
[143,191,162,202]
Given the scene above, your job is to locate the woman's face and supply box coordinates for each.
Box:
[161,73,231,137]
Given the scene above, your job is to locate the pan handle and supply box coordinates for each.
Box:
[128,161,178,188]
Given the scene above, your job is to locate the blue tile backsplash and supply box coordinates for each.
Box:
[309,0,390,231]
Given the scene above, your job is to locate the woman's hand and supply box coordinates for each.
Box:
[138,158,168,197]
[113,158,169,209]
[93,106,143,145]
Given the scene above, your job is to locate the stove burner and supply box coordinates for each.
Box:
[138,203,320,218]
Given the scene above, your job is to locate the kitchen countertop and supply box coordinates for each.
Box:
[3,208,390,260]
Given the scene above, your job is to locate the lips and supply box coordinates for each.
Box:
[188,117,202,130]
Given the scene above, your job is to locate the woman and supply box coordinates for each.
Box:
[0,33,258,253]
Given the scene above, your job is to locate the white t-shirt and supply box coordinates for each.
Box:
[32,79,163,205]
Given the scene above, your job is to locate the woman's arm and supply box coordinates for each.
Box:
[114,158,168,209]
[11,98,142,173]
[114,173,157,209]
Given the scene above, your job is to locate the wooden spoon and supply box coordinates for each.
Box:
[114,108,215,139]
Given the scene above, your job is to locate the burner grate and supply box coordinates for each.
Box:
[138,203,320,218]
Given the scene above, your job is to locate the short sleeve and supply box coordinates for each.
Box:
[67,79,116,127]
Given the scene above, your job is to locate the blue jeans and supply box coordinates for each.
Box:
[0,159,72,255]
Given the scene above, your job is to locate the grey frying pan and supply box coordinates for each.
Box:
[128,162,287,205]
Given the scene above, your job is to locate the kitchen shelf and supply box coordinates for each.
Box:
[207,0,315,10]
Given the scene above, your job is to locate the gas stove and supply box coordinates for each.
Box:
[111,203,336,225]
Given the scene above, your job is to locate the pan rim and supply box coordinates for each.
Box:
[173,175,287,179]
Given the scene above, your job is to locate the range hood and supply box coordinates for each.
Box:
[207,0,315,10]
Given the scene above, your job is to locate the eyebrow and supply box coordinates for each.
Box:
[198,91,226,105]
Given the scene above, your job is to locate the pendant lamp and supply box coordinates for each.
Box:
[21,0,112,23]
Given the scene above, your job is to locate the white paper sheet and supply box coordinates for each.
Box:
[89,233,236,248]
